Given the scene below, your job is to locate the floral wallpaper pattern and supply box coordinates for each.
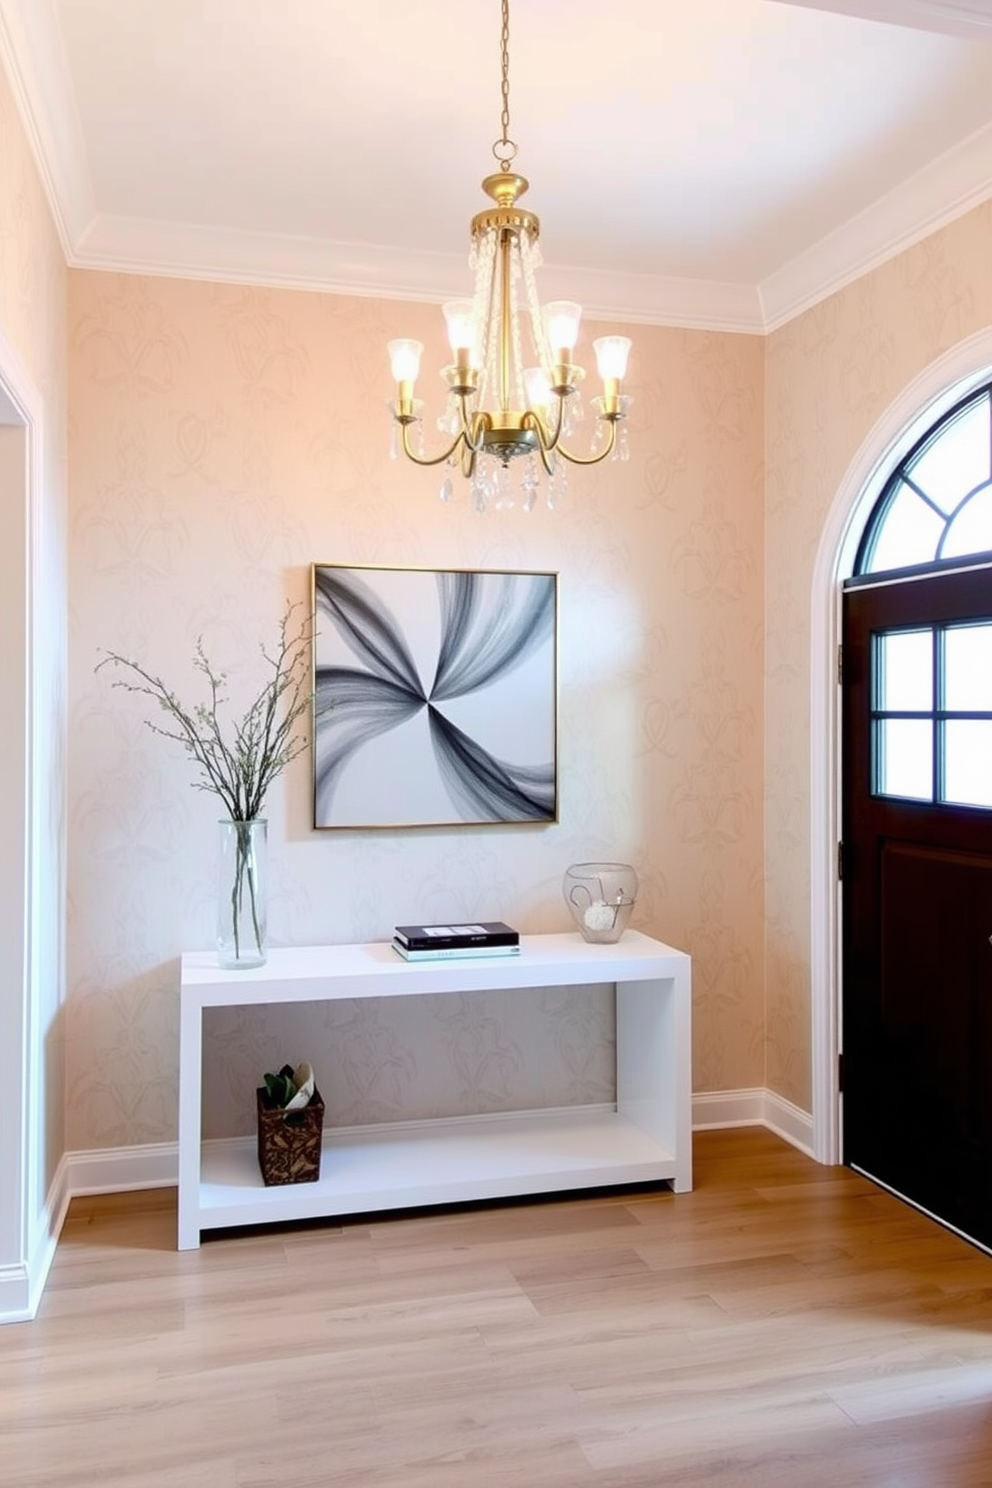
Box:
[13,53,992,1158]
[68,273,766,1146]
[765,202,992,1110]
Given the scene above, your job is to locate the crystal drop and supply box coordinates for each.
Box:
[521,456,540,513]
[495,466,513,511]
[439,474,454,503]
[616,424,630,463]
[548,464,567,510]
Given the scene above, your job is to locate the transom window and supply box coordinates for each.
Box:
[852,378,992,811]
[856,382,992,575]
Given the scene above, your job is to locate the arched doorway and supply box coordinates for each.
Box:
[811,330,992,1191]
[843,379,992,1248]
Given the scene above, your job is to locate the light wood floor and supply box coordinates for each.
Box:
[4,1128,992,1487]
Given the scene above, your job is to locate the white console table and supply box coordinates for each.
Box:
[177,931,692,1250]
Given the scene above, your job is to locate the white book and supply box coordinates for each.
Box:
[391,940,522,962]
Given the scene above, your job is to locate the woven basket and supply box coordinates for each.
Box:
[256,1085,324,1186]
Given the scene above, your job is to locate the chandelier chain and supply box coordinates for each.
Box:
[496,0,515,170]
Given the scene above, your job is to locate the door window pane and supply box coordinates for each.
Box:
[877,629,932,712]
[945,720,992,808]
[876,719,932,801]
[945,624,992,711]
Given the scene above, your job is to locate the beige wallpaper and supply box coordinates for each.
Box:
[765,201,992,1110]
[68,273,765,1147]
[0,65,68,1198]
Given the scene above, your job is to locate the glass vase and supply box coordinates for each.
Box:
[563,861,638,944]
[217,818,267,969]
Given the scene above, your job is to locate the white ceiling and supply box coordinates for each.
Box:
[3,0,992,331]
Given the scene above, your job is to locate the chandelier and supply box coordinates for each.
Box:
[386,0,632,513]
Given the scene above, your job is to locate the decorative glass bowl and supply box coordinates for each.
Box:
[563,862,639,944]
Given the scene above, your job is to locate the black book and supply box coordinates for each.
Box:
[393,920,519,951]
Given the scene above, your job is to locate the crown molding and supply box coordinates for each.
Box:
[776,0,992,39]
[73,212,768,334]
[759,117,992,331]
[6,0,992,336]
[0,0,95,257]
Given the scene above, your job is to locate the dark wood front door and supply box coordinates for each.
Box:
[842,564,992,1247]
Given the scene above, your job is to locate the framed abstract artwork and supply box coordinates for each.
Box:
[311,563,558,829]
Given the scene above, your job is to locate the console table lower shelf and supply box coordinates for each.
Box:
[197,1105,679,1233]
[178,932,692,1249]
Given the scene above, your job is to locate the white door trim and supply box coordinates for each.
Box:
[0,318,46,1322]
[810,328,992,1164]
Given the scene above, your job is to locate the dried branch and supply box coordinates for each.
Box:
[97,602,321,821]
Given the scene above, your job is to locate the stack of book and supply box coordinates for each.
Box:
[391,921,520,961]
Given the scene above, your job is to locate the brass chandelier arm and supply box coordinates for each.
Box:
[522,403,618,469]
[521,408,559,476]
[399,423,466,469]
[397,396,495,469]
[555,417,618,467]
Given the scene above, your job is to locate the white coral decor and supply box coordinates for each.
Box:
[583,902,616,932]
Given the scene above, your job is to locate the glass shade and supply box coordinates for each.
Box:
[388,338,423,383]
[593,336,631,380]
[442,300,476,358]
[544,300,582,353]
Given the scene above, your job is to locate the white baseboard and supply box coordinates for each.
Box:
[0,1263,32,1323]
[64,1140,178,1196]
[0,1089,816,1325]
[0,1154,72,1325]
[61,1094,818,1195]
[692,1088,815,1157]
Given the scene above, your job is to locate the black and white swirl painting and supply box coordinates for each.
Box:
[312,565,558,829]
